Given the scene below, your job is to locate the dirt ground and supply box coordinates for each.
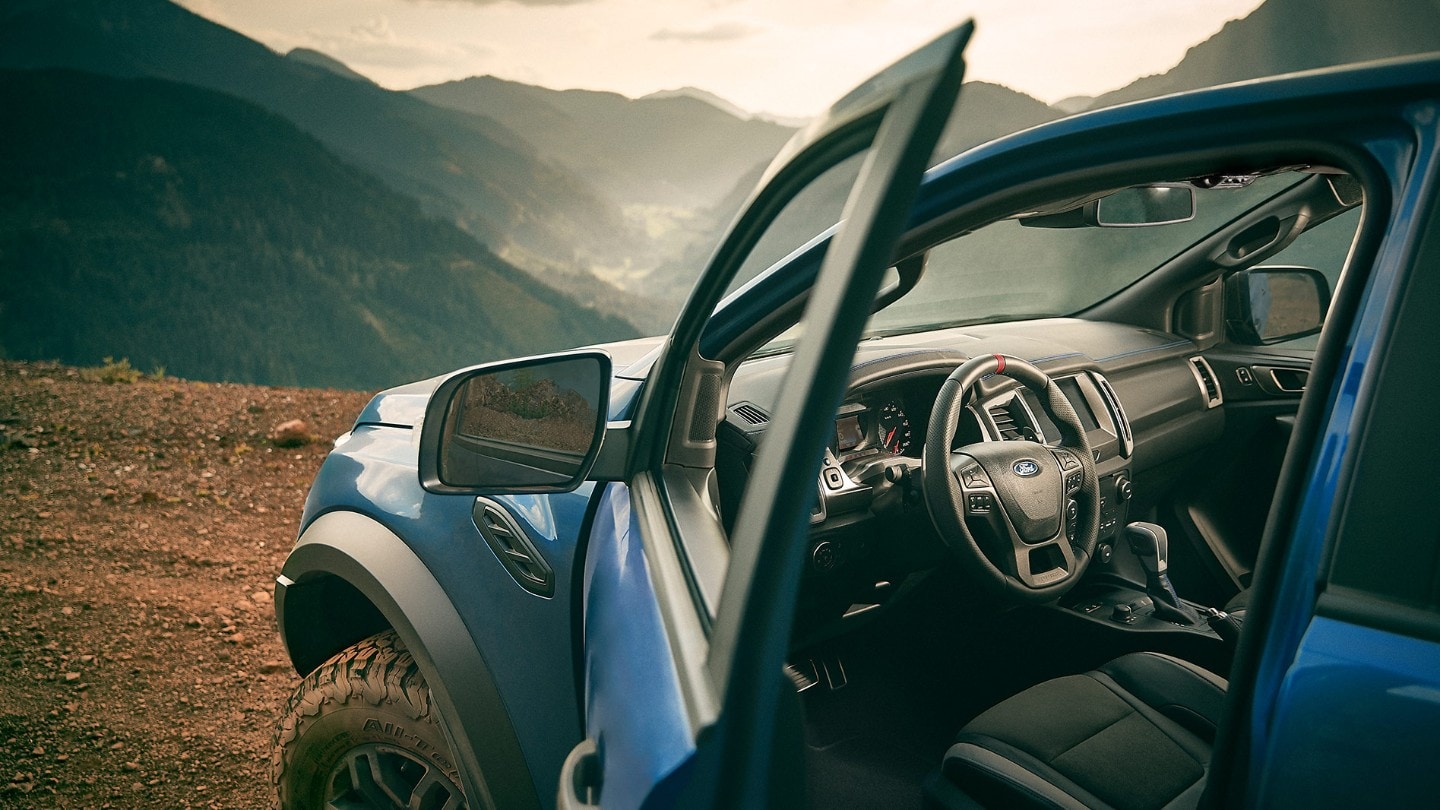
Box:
[0,360,372,808]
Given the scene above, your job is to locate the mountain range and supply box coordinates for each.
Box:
[406,74,797,308]
[0,0,1436,387]
[412,75,794,211]
[1086,0,1440,110]
[641,0,1440,304]
[0,69,635,389]
[0,0,638,282]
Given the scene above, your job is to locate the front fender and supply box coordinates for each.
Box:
[276,510,539,810]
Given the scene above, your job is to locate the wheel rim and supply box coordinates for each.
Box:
[325,743,467,810]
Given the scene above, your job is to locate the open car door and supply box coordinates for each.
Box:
[561,22,973,809]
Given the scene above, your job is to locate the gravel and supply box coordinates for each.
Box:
[0,360,372,808]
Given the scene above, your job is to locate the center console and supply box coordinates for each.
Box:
[1061,522,1231,640]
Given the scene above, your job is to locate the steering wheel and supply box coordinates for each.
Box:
[922,354,1100,603]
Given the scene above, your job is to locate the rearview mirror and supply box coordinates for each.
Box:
[418,352,610,494]
[1093,184,1195,227]
[1019,183,1196,229]
[1224,266,1330,345]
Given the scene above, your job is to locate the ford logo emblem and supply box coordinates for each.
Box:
[1013,460,1041,477]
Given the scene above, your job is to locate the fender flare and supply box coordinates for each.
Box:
[275,509,539,810]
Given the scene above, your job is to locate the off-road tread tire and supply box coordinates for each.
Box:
[273,630,465,809]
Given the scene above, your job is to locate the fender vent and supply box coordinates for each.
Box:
[730,403,770,427]
[472,498,554,598]
[989,401,1029,441]
[1188,356,1223,409]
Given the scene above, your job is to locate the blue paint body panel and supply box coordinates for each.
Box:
[580,484,696,810]
[354,374,443,427]
[1256,617,1440,806]
[1241,94,1440,806]
[299,423,592,806]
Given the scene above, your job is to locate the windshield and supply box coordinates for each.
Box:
[863,173,1303,337]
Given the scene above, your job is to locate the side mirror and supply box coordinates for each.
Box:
[418,351,611,494]
[1224,266,1330,345]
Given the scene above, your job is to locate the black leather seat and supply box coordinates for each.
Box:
[934,652,1227,809]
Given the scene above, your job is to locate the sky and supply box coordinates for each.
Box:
[173,0,1267,119]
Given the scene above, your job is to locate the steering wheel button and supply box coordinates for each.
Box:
[967,493,993,513]
[823,468,846,490]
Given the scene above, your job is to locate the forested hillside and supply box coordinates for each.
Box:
[1087,0,1440,109]
[0,0,640,282]
[0,70,637,389]
[1,0,1430,385]
[411,75,795,210]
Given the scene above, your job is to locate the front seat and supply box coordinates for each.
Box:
[1223,588,1250,621]
[932,652,1226,809]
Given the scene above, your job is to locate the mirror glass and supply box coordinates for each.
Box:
[1226,266,1329,344]
[1094,184,1195,227]
[1248,272,1325,341]
[439,356,606,490]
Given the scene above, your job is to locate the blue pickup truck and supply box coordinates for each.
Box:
[270,22,1440,810]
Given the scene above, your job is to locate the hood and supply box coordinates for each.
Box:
[353,374,445,429]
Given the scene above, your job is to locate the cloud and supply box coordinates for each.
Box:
[649,21,762,43]
[349,16,397,43]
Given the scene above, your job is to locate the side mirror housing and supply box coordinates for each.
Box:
[418,351,611,494]
[1224,266,1330,345]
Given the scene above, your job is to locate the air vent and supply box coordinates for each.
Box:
[988,401,1028,441]
[1092,373,1134,459]
[1188,356,1223,409]
[472,499,554,598]
[730,402,770,427]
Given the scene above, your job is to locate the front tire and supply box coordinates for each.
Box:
[273,630,468,809]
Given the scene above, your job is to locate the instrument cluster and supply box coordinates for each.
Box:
[831,382,986,462]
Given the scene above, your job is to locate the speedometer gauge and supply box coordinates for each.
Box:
[877,401,913,455]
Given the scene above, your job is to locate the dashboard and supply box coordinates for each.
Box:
[717,318,1228,625]
[828,369,1131,465]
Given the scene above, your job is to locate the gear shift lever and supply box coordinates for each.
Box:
[1125,522,1201,625]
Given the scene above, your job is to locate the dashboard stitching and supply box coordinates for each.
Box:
[1094,340,1192,362]
[1027,352,1086,364]
[849,349,951,373]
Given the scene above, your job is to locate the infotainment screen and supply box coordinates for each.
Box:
[835,414,864,452]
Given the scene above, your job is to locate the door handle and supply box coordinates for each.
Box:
[557,738,602,809]
[1253,364,1308,395]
